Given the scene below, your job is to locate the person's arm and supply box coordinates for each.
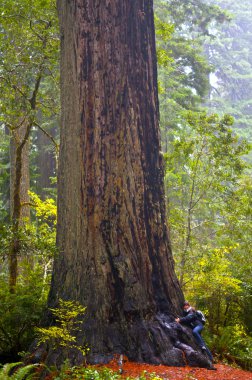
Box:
[178,312,196,324]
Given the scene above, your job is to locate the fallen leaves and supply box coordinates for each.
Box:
[97,357,252,380]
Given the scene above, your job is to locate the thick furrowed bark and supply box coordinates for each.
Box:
[40,0,212,369]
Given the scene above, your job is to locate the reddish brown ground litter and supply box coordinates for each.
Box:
[99,358,252,380]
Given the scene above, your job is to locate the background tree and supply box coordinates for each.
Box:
[0,127,9,222]
[205,0,252,160]
[0,0,59,290]
[154,0,227,152]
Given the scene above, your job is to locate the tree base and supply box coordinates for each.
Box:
[29,313,212,370]
[85,313,212,368]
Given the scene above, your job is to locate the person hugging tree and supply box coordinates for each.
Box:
[175,301,213,363]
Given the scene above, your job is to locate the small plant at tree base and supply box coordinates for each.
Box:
[36,299,89,359]
[138,371,163,380]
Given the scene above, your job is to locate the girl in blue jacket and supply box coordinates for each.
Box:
[175,301,213,362]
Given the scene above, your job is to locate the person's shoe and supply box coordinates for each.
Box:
[201,346,207,353]
[207,365,217,371]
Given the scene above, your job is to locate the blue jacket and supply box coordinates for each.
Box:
[179,308,203,328]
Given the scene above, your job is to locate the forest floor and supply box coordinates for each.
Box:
[97,358,252,380]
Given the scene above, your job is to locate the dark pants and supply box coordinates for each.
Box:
[192,324,213,361]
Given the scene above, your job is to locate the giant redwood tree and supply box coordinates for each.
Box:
[46,0,211,368]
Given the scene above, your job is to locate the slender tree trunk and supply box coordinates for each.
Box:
[45,0,211,368]
[35,126,57,199]
[9,123,30,291]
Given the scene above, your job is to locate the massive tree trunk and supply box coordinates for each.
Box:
[45,0,211,368]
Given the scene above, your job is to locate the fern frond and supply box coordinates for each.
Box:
[14,364,38,380]
[0,362,22,378]
[0,362,39,380]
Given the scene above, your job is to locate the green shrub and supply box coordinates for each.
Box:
[0,266,48,357]
[36,299,89,359]
[212,325,252,370]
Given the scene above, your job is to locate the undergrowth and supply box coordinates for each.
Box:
[0,362,40,380]
[51,366,163,380]
[0,361,164,380]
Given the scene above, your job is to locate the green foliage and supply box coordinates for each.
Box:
[36,299,89,358]
[136,372,162,380]
[164,111,250,285]
[29,191,57,256]
[212,325,252,370]
[0,192,56,357]
[0,362,39,380]
[29,190,57,225]
[54,366,121,380]
[163,107,252,366]
[215,175,252,337]
[0,0,60,126]
[0,265,49,357]
[188,247,243,330]
[154,14,174,69]
[0,0,60,204]
[0,191,56,264]
[52,365,162,380]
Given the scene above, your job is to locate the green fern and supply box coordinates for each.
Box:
[0,362,22,379]
[0,362,39,380]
